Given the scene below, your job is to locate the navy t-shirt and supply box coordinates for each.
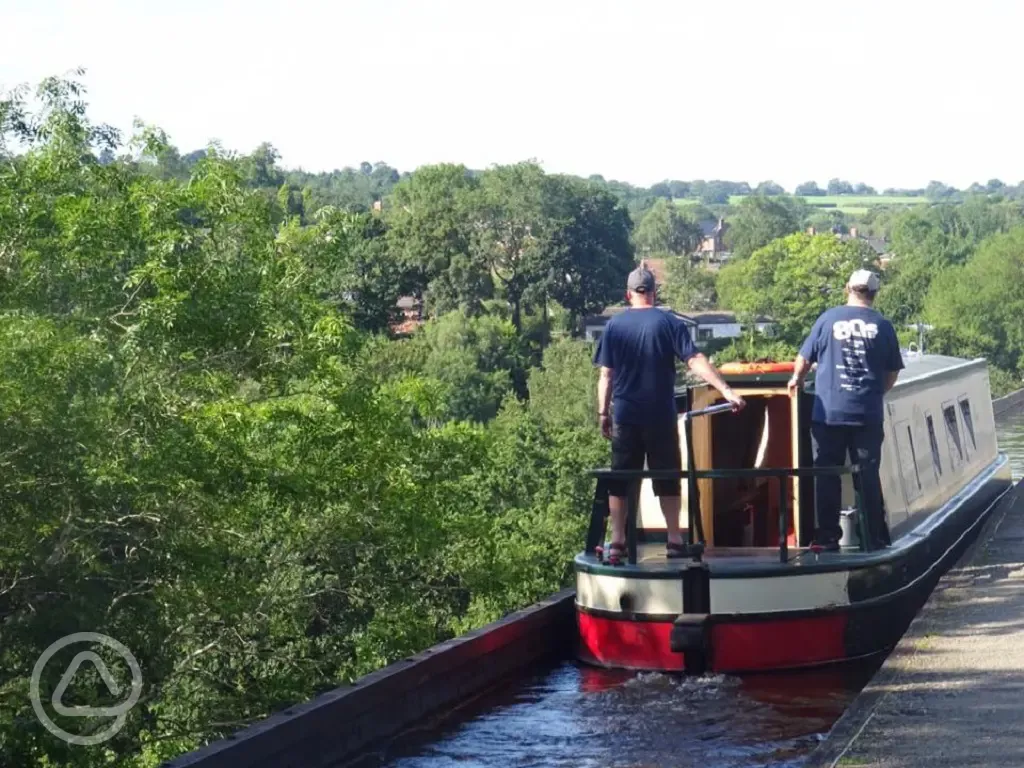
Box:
[799,305,904,426]
[593,309,698,426]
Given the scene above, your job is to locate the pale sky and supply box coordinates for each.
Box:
[3,0,1022,190]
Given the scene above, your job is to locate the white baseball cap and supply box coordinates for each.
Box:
[848,269,880,291]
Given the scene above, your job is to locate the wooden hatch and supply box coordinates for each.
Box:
[687,384,802,548]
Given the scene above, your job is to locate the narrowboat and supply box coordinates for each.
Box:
[574,353,1013,674]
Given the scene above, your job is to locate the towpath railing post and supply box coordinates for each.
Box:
[777,473,789,563]
[585,478,609,556]
[684,415,698,547]
[812,470,821,548]
[853,468,871,552]
[626,479,639,565]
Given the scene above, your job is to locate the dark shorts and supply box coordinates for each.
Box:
[609,420,682,498]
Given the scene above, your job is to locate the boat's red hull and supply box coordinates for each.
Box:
[577,609,849,673]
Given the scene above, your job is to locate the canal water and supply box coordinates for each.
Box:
[365,409,1024,768]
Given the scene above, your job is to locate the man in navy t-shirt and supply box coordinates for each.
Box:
[593,264,745,565]
[788,269,904,551]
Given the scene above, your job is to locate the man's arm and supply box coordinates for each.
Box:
[789,354,812,389]
[674,318,744,410]
[884,370,899,393]
[788,318,823,394]
[597,366,613,415]
[687,353,745,410]
[597,366,613,438]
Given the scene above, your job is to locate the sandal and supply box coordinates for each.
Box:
[606,541,627,566]
[666,541,687,559]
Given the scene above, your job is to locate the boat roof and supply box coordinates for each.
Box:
[896,352,981,384]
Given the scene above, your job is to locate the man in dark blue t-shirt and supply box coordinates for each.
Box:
[788,269,905,551]
[593,265,745,565]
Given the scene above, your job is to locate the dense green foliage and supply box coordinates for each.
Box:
[708,211,1024,394]
[874,200,1024,325]
[659,255,718,312]
[923,229,1024,382]
[634,199,702,257]
[716,233,876,343]
[0,77,611,767]
[724,194,807,261]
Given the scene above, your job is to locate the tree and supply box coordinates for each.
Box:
[287,162,403,216]
[292,209,409,333]
[923,228,1024,377]
[716,233,877,343]
[469,163,573,333]
[754,180,785,196]
[660,256,717,311]
[543,176,635,332]
[526,337,600,431]
[698,182,731,205]
[725,194,806,260]
[384,163,486,314]
[807,209,849,234]
[875,200,1024,324]
[277,182,307,222]
[853,182,877,195]
[414,312,524,423]
[667,180,690,198]
[241,142,285,188]
[634,199,702,256]
[925,180,958,200]
[827,178,854,195]
[795,181,825,197]
[649,181,672,199]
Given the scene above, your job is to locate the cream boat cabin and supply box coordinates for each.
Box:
[574,353,1013,673]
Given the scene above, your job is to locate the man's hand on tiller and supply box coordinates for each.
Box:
[723,388,747,412]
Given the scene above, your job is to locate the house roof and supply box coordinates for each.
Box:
[863,237,889,255]
[396,296,420,310]
[685,311,737,324]
[682,310,775,324]
[698,219,722,237]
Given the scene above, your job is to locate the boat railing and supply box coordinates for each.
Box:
[587,465,860,565]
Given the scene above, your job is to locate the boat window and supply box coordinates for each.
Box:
[959,397,977,452]
[894,420,921,502]
[926,414,942,477]
[906,425,922,492]
[943,404,964,469]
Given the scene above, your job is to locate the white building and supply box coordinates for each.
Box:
[583,306,698,343]
[583,308,774,347]
[683,311,775,344]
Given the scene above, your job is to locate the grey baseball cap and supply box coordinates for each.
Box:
[848,268,880,291]
[627,265,656,293]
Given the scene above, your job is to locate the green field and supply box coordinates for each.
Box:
[786,195,930,213]
[676,194,929,215]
